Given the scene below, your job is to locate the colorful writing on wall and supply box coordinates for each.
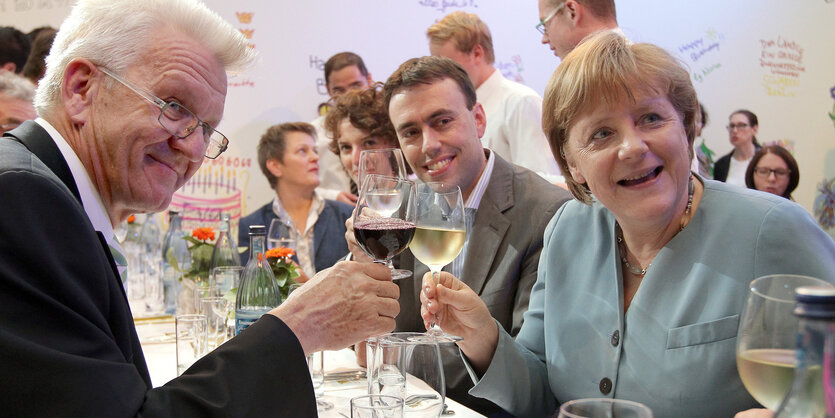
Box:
[229,11,255,88]
[418,0,478,13]
[170,155,252,232]
[815,177,835,231]
[309,55,329,96]
[496,55,525,84]
[678,29,724,84]
[0,0,72,12]
[759,36,805,97]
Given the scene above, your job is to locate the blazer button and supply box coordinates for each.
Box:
[611,330,620,346]
[599,377,612,395]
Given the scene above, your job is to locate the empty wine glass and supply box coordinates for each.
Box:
[353,174,416,280]
[736,274,832,409]
[267,218,296,251]
[368,332,445,417]
[411,182,466,341]
[557,398,653,418]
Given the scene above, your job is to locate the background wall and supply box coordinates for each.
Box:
[2,0,834,238]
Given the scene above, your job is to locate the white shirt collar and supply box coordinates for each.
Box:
[34,118,121,251]
[465,149,496,210]
[475,69,503,102]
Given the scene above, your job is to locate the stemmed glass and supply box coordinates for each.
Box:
[359,149,412,280]
[736,274,832,409]
[267,218,296,251]
[557,398,653,418]
[353,175,416,280]
[368,332,445,417]
[410,182,466,341]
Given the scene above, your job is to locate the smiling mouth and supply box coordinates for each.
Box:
[425,157,453,172]
[618,166,662,187]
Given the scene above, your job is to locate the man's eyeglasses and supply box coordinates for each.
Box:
[99,67,228,159]
[536,2,566,35]
[754,167,790,178]
[726,123,750,131]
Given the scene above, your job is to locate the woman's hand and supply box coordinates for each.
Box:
[421,271,499,373]
[734,408,773,418]
[336,191,358,206]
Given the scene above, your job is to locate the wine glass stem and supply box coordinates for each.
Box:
[430,269,440,329]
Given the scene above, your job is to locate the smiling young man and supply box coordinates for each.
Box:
[377,56,573,414]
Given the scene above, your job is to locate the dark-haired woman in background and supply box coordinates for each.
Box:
[745,145,799,200]
[714,109,761,186]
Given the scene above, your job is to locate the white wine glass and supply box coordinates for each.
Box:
[411,182,466,342]
[557,398,653,418]
[359,148,412,280]
[353,175,416,280]
[267,218,296,251]
[736,274,832,409]
[368,332,445,417]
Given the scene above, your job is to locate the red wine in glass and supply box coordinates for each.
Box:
[354,218,416,261]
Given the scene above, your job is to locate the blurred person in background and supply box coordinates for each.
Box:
[714,109,761,187]
[745,145,799,200]
[0,70,37,133]
[22,27,58,85]
[536,0,619,59]
[0,26,31,73]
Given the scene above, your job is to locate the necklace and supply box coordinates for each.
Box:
[617,174,695,276]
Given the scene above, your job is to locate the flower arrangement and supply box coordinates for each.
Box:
[265,247,301,300]
[180,227,216,283]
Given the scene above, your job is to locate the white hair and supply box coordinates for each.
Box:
[34,0,255,113]
[0,70,36,102]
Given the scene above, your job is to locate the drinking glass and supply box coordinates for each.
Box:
[557,398,653,418]
[267,218,297,251]
[193,285,219,304]
[199,296,229,350]
[736,274,832,409]
[351,395,404,418]
[411,182,466,341]
[210,266,243,297]
[353,174,416,281]
[358,148,408,193]
[175,314,208,376]
[307,351,333,411]
[368,332,445,417]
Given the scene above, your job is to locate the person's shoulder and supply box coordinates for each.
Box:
[509,161,572,203]
[494,72,540,98]
[702,179,789,214]
[0,139,66,189]
[240,202,272,225]
[323,199,354,217]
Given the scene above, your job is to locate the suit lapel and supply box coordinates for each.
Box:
[460,156,514,295]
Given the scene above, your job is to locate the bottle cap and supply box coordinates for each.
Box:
[795,286,835,319]
[248,225,266,236]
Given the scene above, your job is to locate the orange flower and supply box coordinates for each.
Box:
[266,247,295,260]
[127,214,136,224]
[192,227,216,242]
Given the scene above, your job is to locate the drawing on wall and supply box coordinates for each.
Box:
[759,36,805,97]
[497,55,525,83]
[229,11,255,89]
[829,86,835,128]
[815,177,835,231]
[170,155,252,233]
[678,28,724,84]
[0,0,72,12]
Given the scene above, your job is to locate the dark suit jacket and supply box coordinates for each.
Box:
[238,199,352,272]
[396,153,573,415]
[0,121,316,417]
[713,144,761,183]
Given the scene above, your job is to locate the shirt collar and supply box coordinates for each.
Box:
[34,118,122,251]
[475,69,503,102]
[465,149,495,210]
[271,191,324,228]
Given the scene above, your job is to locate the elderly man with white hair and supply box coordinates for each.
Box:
[0,0,399,416]
[0,70,37,133]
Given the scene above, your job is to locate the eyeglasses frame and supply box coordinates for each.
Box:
[536,1,567,35]
[98,67,228,159]
[726,123,751,132]
[754,167,791,178]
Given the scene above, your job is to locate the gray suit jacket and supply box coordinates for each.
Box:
[395,153,573,414]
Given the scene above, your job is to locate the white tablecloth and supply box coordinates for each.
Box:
[137,319,485,417]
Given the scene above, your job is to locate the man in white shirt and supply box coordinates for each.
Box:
[536,0,620,59]
[427,12,561,182]
[310,52,374,205]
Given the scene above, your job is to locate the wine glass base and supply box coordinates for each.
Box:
[316,399,333,412]
[391,268,413,280]
[420,327,462,343]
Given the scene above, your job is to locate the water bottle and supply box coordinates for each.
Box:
[161,211,190,314]
[774,286,835,417]
[210,213,241,270]
[235,225,280,335]
[139,214,162,308]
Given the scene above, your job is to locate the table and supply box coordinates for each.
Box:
[136,318,485,417]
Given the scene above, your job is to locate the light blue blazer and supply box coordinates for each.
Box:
[468,178,835,417]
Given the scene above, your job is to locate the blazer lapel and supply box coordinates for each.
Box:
[460,156,514,295]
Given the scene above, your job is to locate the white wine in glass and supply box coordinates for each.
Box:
[736,274,832,409]
[411,182,466,342]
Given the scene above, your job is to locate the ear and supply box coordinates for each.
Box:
[472,103,487,139]
[266,158,283,178]
[61,58,100,126]
[366,72,374,84]
[471,44,485,63]
[1,62,16,72]
[565,0,582,24]
[751,125,759,137]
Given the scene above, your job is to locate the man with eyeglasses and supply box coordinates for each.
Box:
[536,0,619,59]
[0,70,37,134]
[0,0,398,416]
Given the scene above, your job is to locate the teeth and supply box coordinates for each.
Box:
[622,168,655,182]
[427,158,452,171]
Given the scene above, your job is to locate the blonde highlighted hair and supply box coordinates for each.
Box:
[426,11,494,64]
[543,31,697,204]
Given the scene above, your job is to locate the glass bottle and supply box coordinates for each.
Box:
[161,211,190,314]
[774,286,835,417]
[139,214,162,309]
[235,225,280,335]
[210,213,241,270]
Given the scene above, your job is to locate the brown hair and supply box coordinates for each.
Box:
[324,52,369,85]
[323,83,397,155]
[543,31,697,204]
[544,0,617,20]
[426,11,494,64]
[383,56,476,112]
[745,145,799,200]
[257,122,317,189]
